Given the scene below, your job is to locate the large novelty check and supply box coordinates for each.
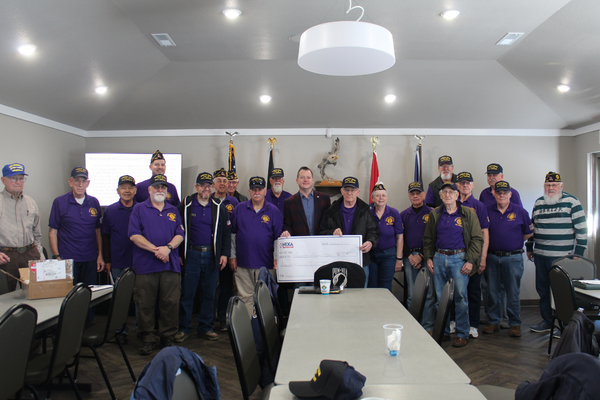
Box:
[276,235,363,283]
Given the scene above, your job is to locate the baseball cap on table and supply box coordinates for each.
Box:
[227,171,238,180]
[270,168,284,178]
[408,182,424,192]
[2,163,28,177]
[249,176,266,189]
[342,177,359,189]
[151,150,165,163]
[456,172,473,182]
[289,360,366,400]
[486,163,503,174]
[150,174,168,186]
[545,171,561,183]
[118,175,136,186]
[372,182,386,192]
[495,181,511,192]
[440,182,458,191]
[213,168,227,179]
[196,172,213,185]
[438,155,453,166]
[71,166,89,179]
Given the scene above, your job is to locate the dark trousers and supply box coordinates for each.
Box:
[0,247,41,291]
[74,260,98,324]
[216,266,234,322]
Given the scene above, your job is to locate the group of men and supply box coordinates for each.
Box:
[0,150,587,354]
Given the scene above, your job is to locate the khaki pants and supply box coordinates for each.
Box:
[234,267,262,318]
[0,247,41,292]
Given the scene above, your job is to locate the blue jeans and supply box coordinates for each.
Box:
[534,255,558,325]
[179,250,218,334]
[368,247,397,291]
[404,253,436,330]
[74,260,97,324]
[432,252,470,339]
[485,254,524,326]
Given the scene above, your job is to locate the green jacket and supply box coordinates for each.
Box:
[422,202,483,276]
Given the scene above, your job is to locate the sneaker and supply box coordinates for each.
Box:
[174,331,190,343]
[199,331,219,341]
[552,329,561,339]
[139,341,156,356]
[452,337,468,347]
[530,321,552,333]
[469,327,479,339]
[483,324,500,334]
[219,320,228,332]
[510,326,522,337]
[449,321,456,334]
[160,337,175,348]
[500,320,510,329]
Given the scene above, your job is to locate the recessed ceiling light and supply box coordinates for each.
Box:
[95,86,108,95]
[384,94,396,103]
[557,84,571,92]
[222,9,241,19]
[18,44,37,56]
[440,10,460,20]
[496,32,524,46]
[260,95,272,104]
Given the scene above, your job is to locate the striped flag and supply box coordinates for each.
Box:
[228,141,236,175]
[369,151,379,194]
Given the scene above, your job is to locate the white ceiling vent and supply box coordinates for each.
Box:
[496,32,524,46]
[151,33,176,47]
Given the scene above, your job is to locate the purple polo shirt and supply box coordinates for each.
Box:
[213,195,239,221]
[102,199,136,270]
[459,195,490,230]
[265,190,292,215]
[49,192,101,262]
[487,202,533,252]
[371,205,404,251]
[340,202,357,235]
[188,197,212,247]
[435,205,465,250]
[128,198,184,275]
[232,200,282,269]
[479,186,523,207]
[400,204,432,249]
[134,178,180,206]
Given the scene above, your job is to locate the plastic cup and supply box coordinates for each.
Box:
[383,324,403,356]
[320,279,331,295]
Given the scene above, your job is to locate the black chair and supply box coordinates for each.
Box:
[408,268,430,322]
[553,255,599,316]
[254,280,282,375]
[0,271,8,295]
[313,261,366,289]
[25,283,91,400]
[172,368,202,400]
[0,304,38,400]
[432,279,454,345]
[75,268,136,399]
[227,296,273,400]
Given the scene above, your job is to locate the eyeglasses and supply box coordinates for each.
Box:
[342,187,358,193]
[72,178,89,185]
[440,190,456,195]
[213,178,227,184]
[8,176,26,182]
[250,187,263,192]
[197,183,212,189]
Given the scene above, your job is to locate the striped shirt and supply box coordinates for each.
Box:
[531,192,587,257]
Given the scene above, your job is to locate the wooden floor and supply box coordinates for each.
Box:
[35,304,551,400]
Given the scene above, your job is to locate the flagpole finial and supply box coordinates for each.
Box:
[370,136,380,152]
[225,131,239,143]
[414,135,426,146]
[267,137,277,150]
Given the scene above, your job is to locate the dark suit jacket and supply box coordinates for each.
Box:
[283,190,331,236]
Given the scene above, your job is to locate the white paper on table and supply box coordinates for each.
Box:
[35,259,67,282]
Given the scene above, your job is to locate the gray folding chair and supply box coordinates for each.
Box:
[552,255,596,280]
[254,280,282,375]
[408,268,430,323]
[172,368,202,400]
[432,279,454,345]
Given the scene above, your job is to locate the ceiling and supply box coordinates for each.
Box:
[1,0,599,132]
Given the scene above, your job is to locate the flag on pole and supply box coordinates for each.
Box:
[228,141,236,175]
[267,147,274,189]
[369,151,379,195]
[414,144,422,183]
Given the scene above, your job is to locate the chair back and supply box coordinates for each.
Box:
[0,304,37,400]
[253,280,281,372]
[48,283,91,380]
[172,368,202,400]
[549,265,578,325]
[313,261,366,289]
[0,271,8,295]
[227,296,261,400]
[552,255,596,280]
[104,268,135,340]
[432,279,454,345]
[408,268,430,322]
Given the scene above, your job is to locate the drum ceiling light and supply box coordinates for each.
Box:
[298,1,395,76]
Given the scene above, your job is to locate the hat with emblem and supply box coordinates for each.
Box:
[150,174,168,186]
[440,182,458,191]
[495,181,511,192]
[213,168,227,179]
[545,171,561,183]
[196,172,213,185]
[227,171,238,180]
[456,172,474,182]
[342,177,359,189]
[371,182,386,192]
[249,176,266,189]
[408,182,424,192]
[2,163,28,177]
[151,150,165,163]
[118,175,136,186]
[438,155,453,166]
[289,360,366,400]
[71,166,89,179]
[270,168,284,178]
[486,163,503,174]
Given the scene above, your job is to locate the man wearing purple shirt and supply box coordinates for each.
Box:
[478,163,522,207]
[230,176,282,316]
[265,168,292,215]
[129,174,184,355]
[134,150,180,206]
[483,181,533,338]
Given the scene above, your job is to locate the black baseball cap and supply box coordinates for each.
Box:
[342,177,359,189]
[71,167,89,179]
[495,181,511,192]
[196,172,213,185]
[289,360,366,400]
[456,172,473,182]
[438,155,453,166]
[249,176,266,189]
[150,174,168,186]
[270,168,284,178]
[118,175,135,186]
[408,182,424,192]
[440,182,458,191]
[486,163,503,174]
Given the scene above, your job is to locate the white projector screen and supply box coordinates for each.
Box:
[85,153,183,207]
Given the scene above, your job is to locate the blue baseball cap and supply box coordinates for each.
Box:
[2,163,28,177]
[289,360,366,400]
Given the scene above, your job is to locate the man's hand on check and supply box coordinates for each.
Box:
[333,228,343,236]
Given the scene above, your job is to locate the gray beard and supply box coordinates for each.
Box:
[272,184,283,194]
[152,193,166,203]
[543,192,562,205]
[441,172,452,181]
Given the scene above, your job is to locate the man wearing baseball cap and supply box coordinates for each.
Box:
[0,163,44,291]
[479,163,523,207]
[227,171,248,203]
[426,155,457,208]
[265,168,292,215]
[134,150,180,206]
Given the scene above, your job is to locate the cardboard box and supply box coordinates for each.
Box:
[19,259,74,300]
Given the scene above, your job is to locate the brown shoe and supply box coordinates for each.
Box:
[427,330,433,336]
[483,324,500,334]
[452,337,468,347]
[510,326,522,337]
[199,331,219,341]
